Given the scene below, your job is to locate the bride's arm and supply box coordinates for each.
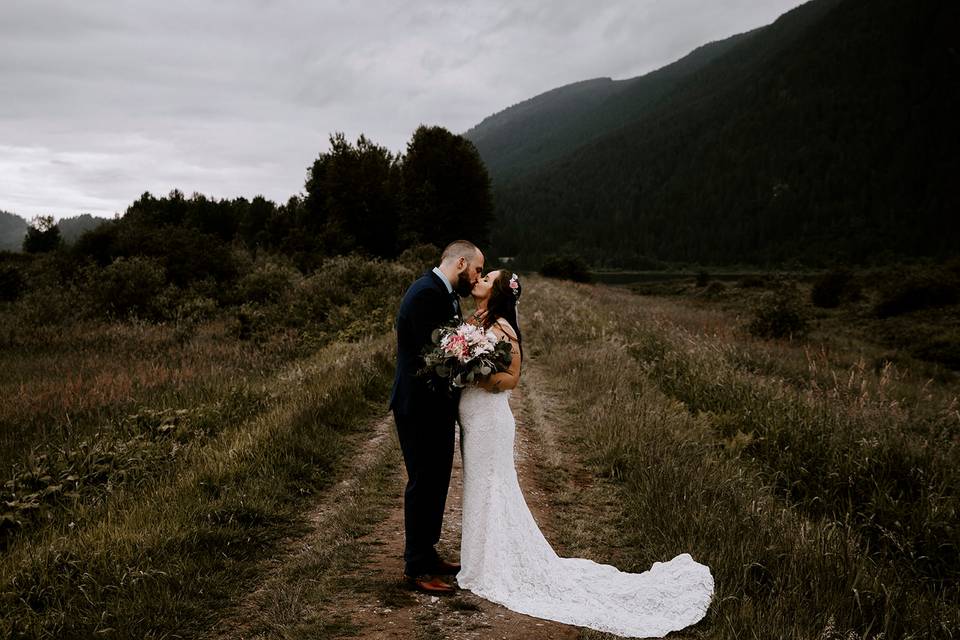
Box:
[476,325,521,392]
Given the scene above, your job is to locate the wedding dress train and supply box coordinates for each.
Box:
[458,386,714,638]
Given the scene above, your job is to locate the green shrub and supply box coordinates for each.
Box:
[539,255,592,283]
[87,256,167,319]
[396,243,440,274]
[0,264,25,302]
[175,295,218,323]
[737,274,766,288]
[875,270,959,318]
[748,288,809,339]
[183,276,221,301]
[702,281,726,298]
[233,302,271,341]
[291,255,411,328]
[946,256,960,278]
[227,254,412,344]
[13,284,84,325]
[912,333,960,370]
[811,268,860,308]
[234,260,300,304]
[113,226,238,289]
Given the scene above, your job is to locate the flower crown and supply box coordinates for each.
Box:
[508,273,521,299]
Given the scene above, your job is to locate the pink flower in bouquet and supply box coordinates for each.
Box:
[421,321,514,390]
[442,333,471,362]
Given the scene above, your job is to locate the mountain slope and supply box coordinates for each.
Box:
[472,0,959,265]
[0,212,108,252]
[464,29,757,182]
[58,214,108,244]
[0,211,27,252]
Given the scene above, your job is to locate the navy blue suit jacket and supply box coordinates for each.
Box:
[390,270,462,419]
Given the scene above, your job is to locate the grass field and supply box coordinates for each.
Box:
[523,276,958,639]
[0,253,412,638]
[0,331,395,637]
[1,267,957,639]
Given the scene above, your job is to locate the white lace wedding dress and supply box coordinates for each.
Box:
[457,384,714,638]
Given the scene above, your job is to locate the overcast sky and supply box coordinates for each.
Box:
[1,0,804,220]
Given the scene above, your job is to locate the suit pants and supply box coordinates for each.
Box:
[393,408,456,576]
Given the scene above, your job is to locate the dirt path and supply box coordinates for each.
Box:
[202,413,401,640]
[205,365,620,639]
[322,379,582,640]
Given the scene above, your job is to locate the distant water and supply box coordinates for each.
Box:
[591,271,814,286]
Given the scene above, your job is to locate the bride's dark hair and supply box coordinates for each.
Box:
[484,270,522,359]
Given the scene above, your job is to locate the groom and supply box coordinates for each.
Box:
[390,240,484,594]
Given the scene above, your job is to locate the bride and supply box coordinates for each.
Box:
[457,269,714,638]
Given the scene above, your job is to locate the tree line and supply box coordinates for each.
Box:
[10,124,491,270]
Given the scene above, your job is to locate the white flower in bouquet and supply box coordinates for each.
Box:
[422,322,513,390]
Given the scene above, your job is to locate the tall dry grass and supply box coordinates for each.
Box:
[0,253,415,549]
[0,318,287,469]
[0,335,395,638]
[0,251,417,637]
[523,276,958,639]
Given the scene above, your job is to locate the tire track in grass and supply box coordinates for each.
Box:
[208,382,582,638]
[202,413,399,639]
[0,336,397,638]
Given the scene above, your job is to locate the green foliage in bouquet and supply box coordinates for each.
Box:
[420,322,513,391]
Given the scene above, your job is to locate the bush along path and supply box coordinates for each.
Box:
[0,334,395,639]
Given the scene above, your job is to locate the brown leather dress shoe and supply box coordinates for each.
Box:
[432,558,461,575]
[404,574,456,594]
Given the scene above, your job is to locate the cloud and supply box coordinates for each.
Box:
[0,0,803,219]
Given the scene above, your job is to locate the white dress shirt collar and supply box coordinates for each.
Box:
[432,266,453,294]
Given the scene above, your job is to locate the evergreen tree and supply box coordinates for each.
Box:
[400,125,493,248]
[304,133,400,257]
[239,195,275,250]
[23,215,61,253]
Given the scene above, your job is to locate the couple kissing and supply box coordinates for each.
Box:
[390,240,713,638]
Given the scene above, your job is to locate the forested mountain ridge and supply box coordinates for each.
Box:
[464,29,758,182]
[0,211,28,252]
[0,211,106,251]
[57,214,108,244]
[469,0,959,266]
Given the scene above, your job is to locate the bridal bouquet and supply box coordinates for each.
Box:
[421,322,513,390]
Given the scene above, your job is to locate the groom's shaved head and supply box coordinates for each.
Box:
[440,240,480,264]
[439,239,484,296]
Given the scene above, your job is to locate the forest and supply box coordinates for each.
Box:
[0,125,491,322]
[467,0,959,267]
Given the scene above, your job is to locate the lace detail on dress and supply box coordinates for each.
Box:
[458,385,714,638]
